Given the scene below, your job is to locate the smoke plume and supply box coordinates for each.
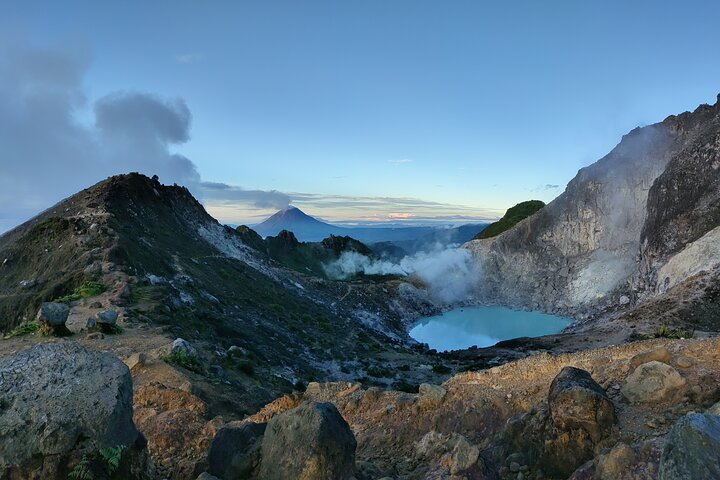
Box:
[324,245,481,304]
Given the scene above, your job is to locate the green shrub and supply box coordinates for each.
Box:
[3,321,40,339]
[163,350,203,373]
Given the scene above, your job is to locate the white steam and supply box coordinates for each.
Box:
[324,245,481,304]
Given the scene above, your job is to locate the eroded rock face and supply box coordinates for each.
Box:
[257,401,356,480]
[621,361,687,403]
[465,96,720,316]
[0,342,141,477]
[660,413,720,479]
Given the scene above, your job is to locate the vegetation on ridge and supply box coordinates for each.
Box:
[475,200,546,239]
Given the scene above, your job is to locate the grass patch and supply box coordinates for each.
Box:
[163,350,203,373]
[654,324,694,339]
[3,321,40,339]
[56,281,107,303]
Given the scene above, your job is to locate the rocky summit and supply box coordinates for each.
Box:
[1,96,720,479]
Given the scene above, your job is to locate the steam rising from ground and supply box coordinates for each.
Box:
[324,245,481,304]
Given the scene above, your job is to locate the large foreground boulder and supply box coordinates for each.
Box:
[660,413,720,479]
[0,342,146,478]
[207,421,267,479]
[549,366,615,442]
[500,366,615,479]
[257,401,356,480]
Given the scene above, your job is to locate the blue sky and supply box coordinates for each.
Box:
[2,1,720,229]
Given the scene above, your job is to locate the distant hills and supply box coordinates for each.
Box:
[253,206,487,247]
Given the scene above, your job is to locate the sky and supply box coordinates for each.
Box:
[2,1,720,232]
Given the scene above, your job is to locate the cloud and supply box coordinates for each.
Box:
[175,53,203,64]
[529,183,561,193]
[388,158,413,164]
[0,39,282,233]
[96,92,191,144]
[200,182,290,209]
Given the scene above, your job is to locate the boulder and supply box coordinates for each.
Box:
[660,413,720,479]
[257,401,356,480]
[35,302,70,335]
[500,367,615,479]
[548,366,615,442]
[621,361,687,403]
[97,309,118,325]
[207,421,266,479]
[172,337,197,357]
[0,342,142,478]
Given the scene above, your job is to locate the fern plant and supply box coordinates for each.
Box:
[68,455,93,480]
[99,445,126,475]
[68,444,127,480]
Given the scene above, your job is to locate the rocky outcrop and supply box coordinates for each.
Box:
[257,401,357,480]
[0,342,147,478]
[465,95,720,319]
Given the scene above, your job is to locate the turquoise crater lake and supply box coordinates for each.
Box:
[409,306,571,352]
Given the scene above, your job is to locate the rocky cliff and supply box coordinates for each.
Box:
[466,95,720,324]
